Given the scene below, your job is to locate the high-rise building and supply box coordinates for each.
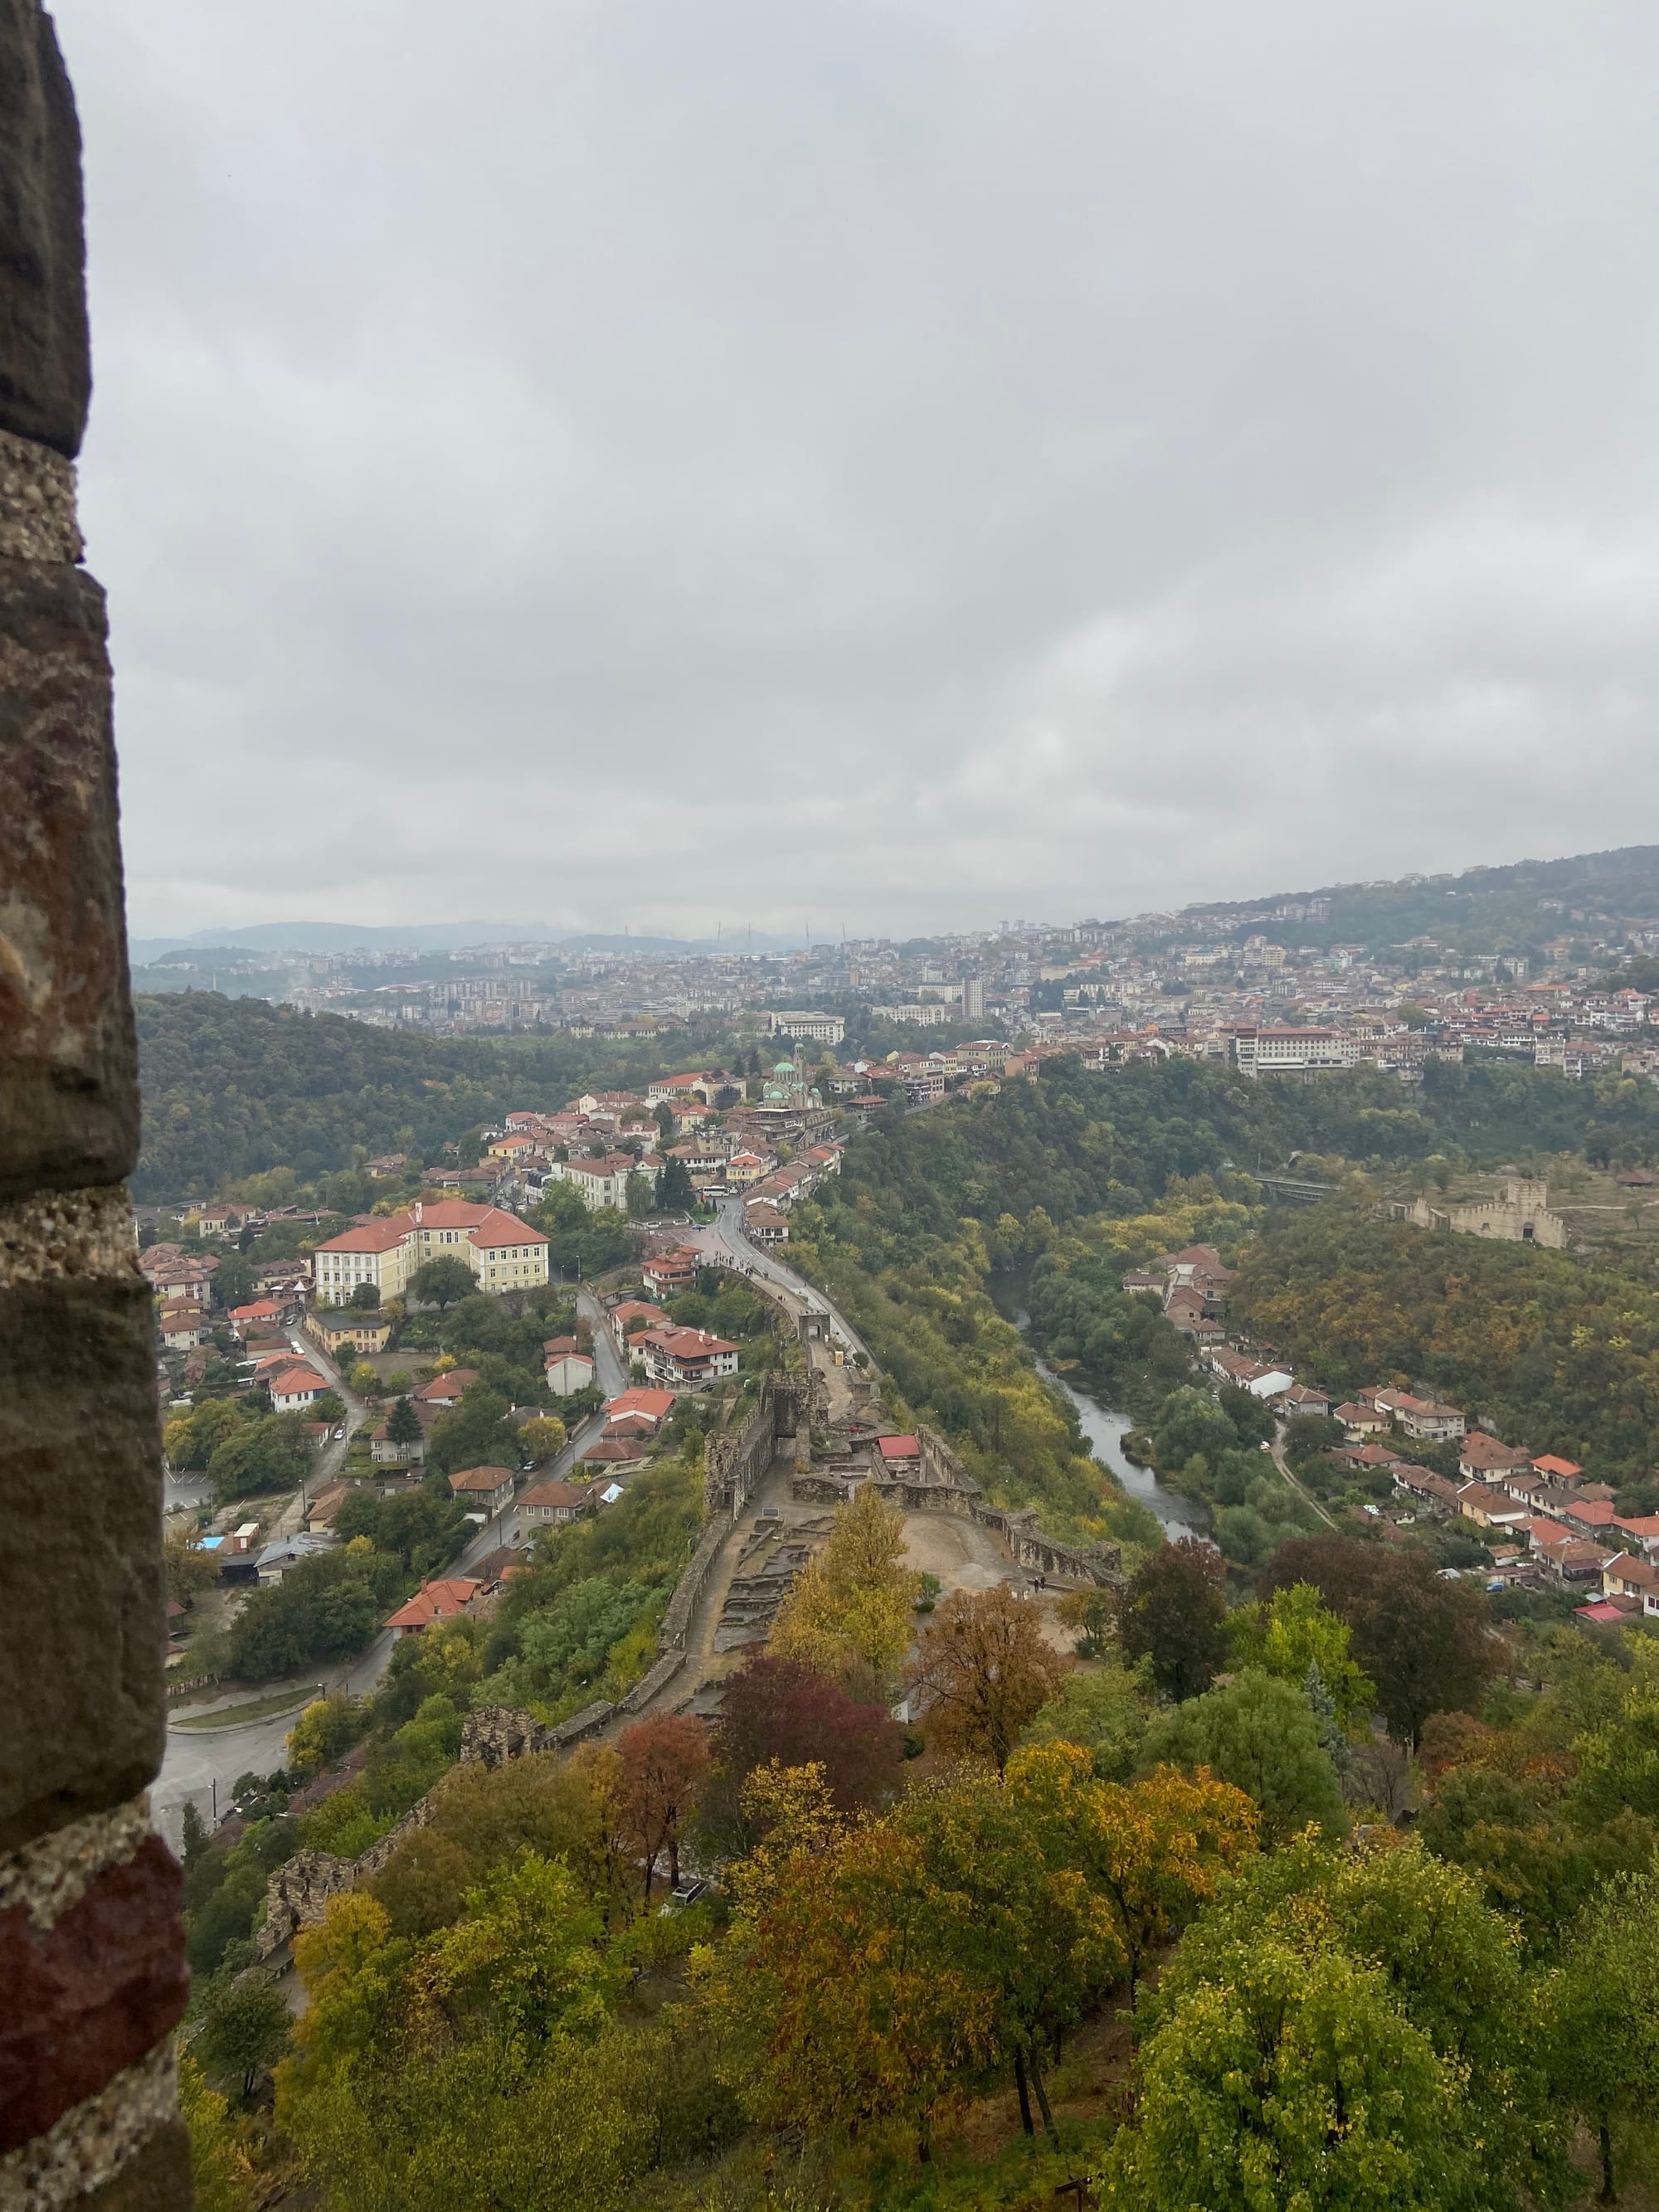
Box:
[962,975,985,1022]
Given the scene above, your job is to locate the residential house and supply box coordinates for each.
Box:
[609,1300,670,1353]
[518,1480,593,1527]
[1333,1401,1389,1438]
[255,1531,336,1585]
[1531,1454,1584,1485]
[1391,1465,1462,1515]
[636,1326,741,1390]
[448,1466,517,1519]
[642,1248,700,1300]
[544,1349,596,1396]
[266,1362,331,1413]
[579,1437,649,1478]
[368,1413,428,1466]
[1279,1383,1332,1418]
[1374,1388,1467,1442]
[603,1387,676,1437]
[744,1202,790,1245]
[158,1304,207,1351]
[1457,1432,1535,1481]
[413,1368,480,1407]
[312,1199,550,1303]
[385,1577,483,1634]
[544,1153,658,1213]
[1457,1481,1534,1535]
[1601,1553,1659,1616]
[196,1203,260,1240]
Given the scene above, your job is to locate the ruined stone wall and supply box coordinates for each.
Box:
[0,9,192,2205]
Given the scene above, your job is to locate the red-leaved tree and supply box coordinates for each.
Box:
[617,1713,710,1898]
[708,1649,906,1845]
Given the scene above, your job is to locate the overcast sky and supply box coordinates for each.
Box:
[59,2,1659,941]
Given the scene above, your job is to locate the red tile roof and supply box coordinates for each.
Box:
[878,1433,922,1461]
[384,1577,481,1630]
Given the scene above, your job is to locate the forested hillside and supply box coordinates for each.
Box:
[1195,841,1659,954]
[132,994,732,1198]
[1230,1210,1659,1485]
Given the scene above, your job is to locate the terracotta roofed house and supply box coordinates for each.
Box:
[1458,1432,1535,1480]
[413,1368,480,1405]
[385,1577,483,1633]
[635,1326,741,1390]
[1531,1454,1584,1484]
[603,1387,676,1435]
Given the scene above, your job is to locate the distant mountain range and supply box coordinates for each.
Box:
[127,921,810,964]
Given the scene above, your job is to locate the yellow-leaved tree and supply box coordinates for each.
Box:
[769,1482,920,1689]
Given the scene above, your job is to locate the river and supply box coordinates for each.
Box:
[1010,1311,1203,1538]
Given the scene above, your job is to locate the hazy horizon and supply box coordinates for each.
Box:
[62,2,1659,940]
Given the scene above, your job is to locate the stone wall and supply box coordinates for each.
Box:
[0,9,192,2205]
[703,1368,807,1519]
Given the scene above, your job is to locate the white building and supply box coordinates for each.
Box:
[313,1198,549,1303]
[766,1011,846,1046]
[542,1152,659,1213]
[1232,1027,1369,1077]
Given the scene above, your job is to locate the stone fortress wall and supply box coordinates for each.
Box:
[0,7,195,2204]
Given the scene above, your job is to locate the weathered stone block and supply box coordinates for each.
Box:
[0,1836,188,2150]
[0,421,81,559]
[0,562,138,1201]
[0,1,90,457]
[0,1198,164,1853]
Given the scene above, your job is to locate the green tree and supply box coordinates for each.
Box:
[1546,1872,1659,2203]
[1117,1537,1228,1701]
[348,1281,381,1310]
[1226,1582,1376,1730]
[195,1978,291,2103]
[1262,1535,1496,1748]
[408,1255,478,1308]
[384,1393,423,1447]
[1104,1835,1564,2211]
[658,1155,697,1212]
[1141,1669,1345,1846]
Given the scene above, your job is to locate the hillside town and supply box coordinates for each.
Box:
[135,877,1659,1089]
[1135,1242,1659,1625]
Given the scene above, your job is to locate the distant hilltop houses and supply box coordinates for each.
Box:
[1139,1245,1659,1624]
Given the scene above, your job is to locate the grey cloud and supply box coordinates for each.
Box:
[56,0,1659,936]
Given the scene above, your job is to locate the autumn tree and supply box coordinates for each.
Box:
[617,1714,710,1898]
[163,1522,220,1608]
[515,1414,567,1466]
[1009,1743,1259,2004]
[1261,1535,1497,1748]
[704,1764,996,2160]
[904,1585,1074,1772]
[1117,1536,1228,1701]
[703,1647,904,1845]
[770,1482,919,1688]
